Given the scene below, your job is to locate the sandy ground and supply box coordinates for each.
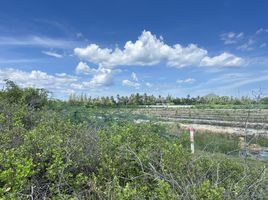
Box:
[134,118,268,138]
[179,123,268,138]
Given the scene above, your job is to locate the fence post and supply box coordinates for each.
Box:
[189,127,195,154]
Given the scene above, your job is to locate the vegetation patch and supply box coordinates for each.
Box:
[0,81,267,199]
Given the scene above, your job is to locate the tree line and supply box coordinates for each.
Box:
[1,80,267,107]
[69,92,268,106]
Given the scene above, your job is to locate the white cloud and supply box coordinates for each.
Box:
[75,61,96,74]
[75,62,114,87]
[0,68,79,93]
[42,50,63,58]
[220,32,244,44]
[85,68,114,87]
[0,67,116,98]
[223,29,268,52]
[200,52,244,67]
[196,71,268,96]
[237,38,255,51]
[122,79,140,88]
[166,44,208,67]
[74,30,244,68]
[73,31,244,89]
[55,73,67,77]
[212,72,268,92]
[0,36,79,48]
[76,32,83,38]
[122,72,141,88]
[256,28,268,35]
[131,72,138,81]
[145,82,152,87]
[70,83,85,90]
[176,78,195,84]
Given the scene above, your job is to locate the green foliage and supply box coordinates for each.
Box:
[22,87,48,109]
[193,180,224,200]
[250,136,268,147]
[0,82,267,199]
[67,91,268,107]
[195,132,240,153]
[0,150,34,198]
[261,97,268,104]
[1,79,23,104]
[0,80,48,110]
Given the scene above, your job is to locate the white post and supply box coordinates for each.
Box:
[189,127,195,154]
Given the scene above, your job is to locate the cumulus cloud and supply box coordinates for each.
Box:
[122,79,140,88]
[0,67,115,98]
[200,52,244,67]
[0,68,79,94]
[75,62,96,74]
[220,32,244,44]
[42,50,63,58]
[86,68,114,87]
[73,31,244,89]
[176,78,195,84]
[74,30,244,68]
[75,62,114,87]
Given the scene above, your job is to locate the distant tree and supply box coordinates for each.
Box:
[1,79,23,104]
[110,96,116,106]
[22,88,48,109]
[0,80,48,109]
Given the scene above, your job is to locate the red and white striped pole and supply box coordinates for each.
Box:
[189,127,195,154]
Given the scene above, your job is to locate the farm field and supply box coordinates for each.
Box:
[132,107,268,138]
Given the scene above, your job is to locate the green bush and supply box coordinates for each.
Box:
[0,82,267,199]
[194,132,240,153]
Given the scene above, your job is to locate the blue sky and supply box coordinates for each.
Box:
[0,0,268,99]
